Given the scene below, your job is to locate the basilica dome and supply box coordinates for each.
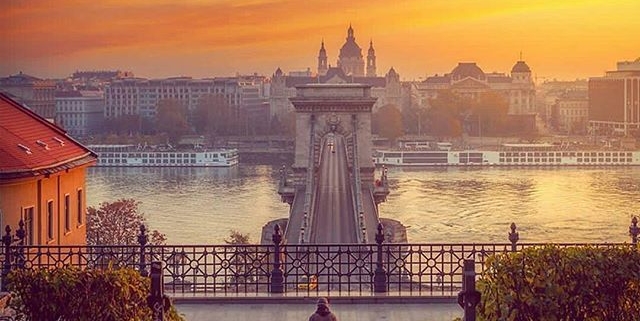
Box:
[339,25,362,59]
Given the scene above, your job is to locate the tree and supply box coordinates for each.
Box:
[428,107,463,138]
[403,105,430,135]
[103,114,141,135]
[225,230,251,245]
[372,104,404,143]
[193,94,237,136]
[224,230,261,285]
[155,99,189,143]
[269,111,296,137]
[425,90,465,138]
[86,199,166,246]
[471,91,510,136]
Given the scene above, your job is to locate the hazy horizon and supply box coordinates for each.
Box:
[2,0,639,81]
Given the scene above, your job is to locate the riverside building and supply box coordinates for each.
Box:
[589,58,640,136]
[104,75,269,130]
[416,61,537,116]
[0,72,56,119]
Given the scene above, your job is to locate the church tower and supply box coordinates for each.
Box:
[318,40,328,76]
[366,40,377,77]
[337,24,364,77]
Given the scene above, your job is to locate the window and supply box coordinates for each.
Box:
[77,189,83,226]
[64,194,70,232]
[23,207,34,245]
[47,200,54,241]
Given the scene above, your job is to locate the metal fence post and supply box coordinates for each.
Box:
[147,261,169,321]
[374,223,387,293]
[270,224,284,293]
[15,219,26,269]
[138,225,149,277]
[457,259,480,321]
[1,226,13,292]
[508,223,519,252]
[630,216,638,246]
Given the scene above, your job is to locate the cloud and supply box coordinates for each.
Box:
[1,0,638,79]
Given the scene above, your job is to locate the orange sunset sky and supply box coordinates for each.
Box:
[1,0,639,81]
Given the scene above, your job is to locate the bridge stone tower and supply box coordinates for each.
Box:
[289,84,377,186]
[271,83,398,245]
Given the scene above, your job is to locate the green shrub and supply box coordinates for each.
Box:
[7,266,185,321]
[477,245,640,321]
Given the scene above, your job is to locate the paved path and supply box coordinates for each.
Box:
[175,302,461,321]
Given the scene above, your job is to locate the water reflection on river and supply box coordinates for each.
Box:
[86,166,640,244]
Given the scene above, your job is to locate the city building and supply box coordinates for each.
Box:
[589,58,640,136]
[553,90,589,134]
[0,72,56,119]
[104,75,269,132]
[416,61,536,116]
[55,90,105,137]
[537,79,588,129]
[0,93,97,245]
[270,26,400,117]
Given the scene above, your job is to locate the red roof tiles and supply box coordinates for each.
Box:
[0,93,96,179]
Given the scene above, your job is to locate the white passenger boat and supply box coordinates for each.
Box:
[374,143,640,166]
[88,144,239,167]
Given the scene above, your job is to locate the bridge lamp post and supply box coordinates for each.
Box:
[373,223,387,293]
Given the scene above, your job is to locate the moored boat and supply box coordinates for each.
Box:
[374,143,640,166]
[88,144,239,167]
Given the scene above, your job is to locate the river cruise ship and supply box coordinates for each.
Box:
[88,144,239,167]
[374,143,640,166]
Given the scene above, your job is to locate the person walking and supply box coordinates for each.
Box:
[309,297,338,321]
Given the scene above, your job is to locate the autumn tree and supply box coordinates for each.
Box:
[372,104,404,143]
[155,99,189,143]
[428,107,463,138]
[86,198,166,246]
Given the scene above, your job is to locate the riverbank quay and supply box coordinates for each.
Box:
[174,296,460,321]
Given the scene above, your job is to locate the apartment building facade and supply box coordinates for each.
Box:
[55,90,105,137]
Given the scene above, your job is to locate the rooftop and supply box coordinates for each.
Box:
[0,93,96,179]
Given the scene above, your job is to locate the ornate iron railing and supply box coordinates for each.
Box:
[1,218,638,296]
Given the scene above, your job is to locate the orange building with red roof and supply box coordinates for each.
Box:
[0,93,97,245]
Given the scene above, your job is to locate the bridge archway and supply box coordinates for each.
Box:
[289,84,377,184]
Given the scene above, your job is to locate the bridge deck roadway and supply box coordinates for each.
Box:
[309,135,358,243]
[284,134,380,244]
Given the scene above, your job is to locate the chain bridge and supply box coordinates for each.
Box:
[278,84,390,244]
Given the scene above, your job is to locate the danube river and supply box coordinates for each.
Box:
[86,166,640,244]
